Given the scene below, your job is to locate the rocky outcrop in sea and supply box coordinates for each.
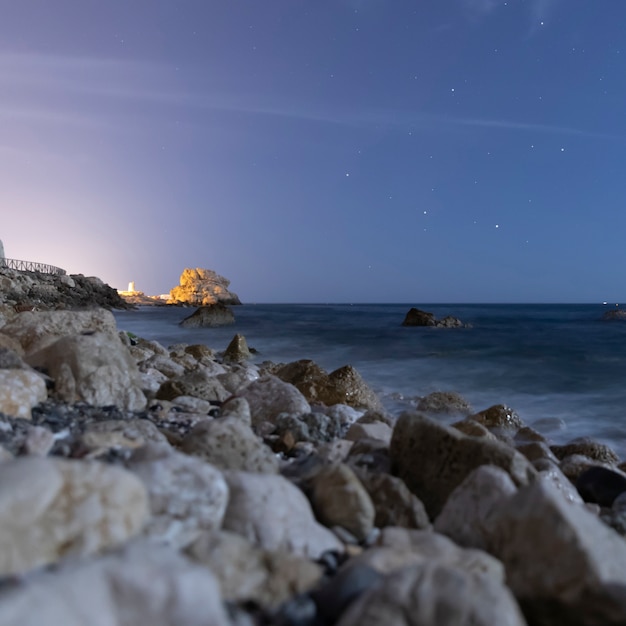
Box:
[3,282,626,623]
[402,307,468,328]
[168,268,242,306]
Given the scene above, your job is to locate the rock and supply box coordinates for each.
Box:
[220,396,252,424]
[451,418,497,439]
[0,541,230,626]
[401,308,468,328]
[559,453,615,483]
[168,267,241,306]
[311,463,376,541]
[0,369,47,419]
[181,416,279,474]
[238,375,311,426]
[273,411,343,444]
[318,439,354,464]
[551,437,621,465]
[156,369,230,403]
[603,308,626,320]
[21,424,55,456]
[416,390,473,415]
[179,303,235,328]
[434,465,517,550]
[222,471,343,558]
[390,412,536,518]
[126,444,229,548]
[0,456,148,575]
[186,530,323,609]
[141,354,186,378]
[355,469,431,529]
[490,479,626,625]
[217,364,259,393]
[536,464,585,505]
[223,333,252,362]
[26,331,147,411]
[0,308,119,355]
[335,561,526,626]
[81,419,168,452]
[576,465,626,506]
[470,404,525,430]
[168,395,214,414]
[515,440,558,463]
[345,420,393,445]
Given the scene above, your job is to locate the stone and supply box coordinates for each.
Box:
[141,354,186,378]
[0,456,148,575]
[321,403,364,428]
[238,375,311,425]
[126,444,228,548]
[451,418,497,439]
[401,308,437,326]
[81,419,169,451]
[169,395,214,414]
[416,390,473,415]
[335,561,526,626]
[311,463,376,541]
[0,308,119,355]
[515,440,558,463]
[217,364,259,393]
[434,465,517,550]
[156,369,230,403]
[181,416,279,474]
[536,464,585,505]
[0,369,47,419]
[223,333,252,362]
[26,332,147,411]
[390,412,536,518]
[21,425,55,456]
[490,479,626,625]
[273,411,343,444]
[551,436,621,465]
[220,396,252,424]
[576,465,626,507]
[470,404,525,430]
[0,541,230,626]
[179,304,235,328]
[559,453,616,483]
[168,267,241,306]
[186,530,323,609]
[222,470,343,558]
[345,420,393,445]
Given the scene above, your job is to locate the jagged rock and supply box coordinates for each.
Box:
[222,471,343,559]
[27,331,147,411]
[168,267,241,306]
[0,456,148,576]
[390,412,536,518]
[181,416,279,474]
[126,444,229,548]
[470,404,525,430]
[416,390,473,415]
[179,304,235,328]
[223,333,252,362]
[0,369,47,419]
[401,308,468,328]
[0,541,230,626]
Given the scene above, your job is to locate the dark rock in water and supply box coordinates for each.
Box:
[576,466,626,507]
[551,437,621,465]
[603,308,626,320]
[401,307,467,328]
[223,333,251,362]
[179,304,235,328]
[416,391,473,416]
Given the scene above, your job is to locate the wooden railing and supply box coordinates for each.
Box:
[0,257,66,276]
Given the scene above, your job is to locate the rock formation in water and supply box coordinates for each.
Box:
[402,307,468,328]
[179,303,235,328]
[168,268,241,306]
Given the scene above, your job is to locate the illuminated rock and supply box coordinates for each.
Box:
[168,268,241,306]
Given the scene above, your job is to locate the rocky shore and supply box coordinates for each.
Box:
[3,283,626,623]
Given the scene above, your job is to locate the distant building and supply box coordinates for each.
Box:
[0,239,4,259]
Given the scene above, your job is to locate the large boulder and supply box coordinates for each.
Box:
[0,369,47,419]
[0,456,148,576]
[390,412,536,518]
[168,268,241,306]
[26,331,147,411]
[179,304,235,328]
[402,308,467,328]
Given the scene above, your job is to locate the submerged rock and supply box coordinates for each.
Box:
[179,304,235,328]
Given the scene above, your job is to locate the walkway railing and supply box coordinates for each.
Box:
[0,257,66,276]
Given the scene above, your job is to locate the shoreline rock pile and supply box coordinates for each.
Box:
[3,307,626,622]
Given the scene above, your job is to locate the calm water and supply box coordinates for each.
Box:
[114,303,626,457]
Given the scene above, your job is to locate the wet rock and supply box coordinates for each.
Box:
[223,333,252,362]
[576,465,626,507]
[179,304,235,328]
[416,390,473,415]
[470,404,525,430]
[551,437,621,465]
[401,308,468,328]
[515,440,558,464]
[559,453,617,483]
[0,369,47,419]
[0,456,148,575]
[390,412,536,518]
[451,418,497,439]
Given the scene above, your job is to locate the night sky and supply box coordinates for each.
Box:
[2,1,625,302]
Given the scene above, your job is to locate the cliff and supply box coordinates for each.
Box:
[168,268,241,306]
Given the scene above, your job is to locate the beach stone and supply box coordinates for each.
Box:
[135,337,169,356]
[181,416,279,474]
[355,469,430,529]
[26,332,147,411]
[515,440,558,463]
[434,465,517,550]
[127,444,228,548]
[238,375,311,425]
[311,463,376,541]
[416,390,473,415]
[81,419,168,451]
[345,419,393,445]
[222,470,343,558]
[576,465,626,507]
[470,404,525,430]
[21,424,55,456]
[220,396,252,425]
[0,369,47,419]
[169,395,213,414]
[390,412,536,518]
[347,437,391,474]
[559,453,617,483]
[551,436,621,465]
[0,347,28,368]
[0,456,148,575]
[186,530,323,609]
[451,418,497,439]
[141,354,186,378]
[179,303,235,327]
[274,411,343,444]
[217,364,259,393]
[0,308,119,355]
[536,464,585,505]
[223,333,251,362]
[318,439,354,464]
[322,403,364,428]
[490,479,626,625]
[335,561,525,626]
[0,334,24,356]
[0,541,230,626]
[139,367,169,395]
[184,343,215,359]
[156,369,230,403]
[514,425,546,444]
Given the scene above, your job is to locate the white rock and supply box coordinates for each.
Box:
[0,369,47,419]
[345,420,393,445]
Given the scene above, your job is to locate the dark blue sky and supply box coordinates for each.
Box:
[2,1,625,302]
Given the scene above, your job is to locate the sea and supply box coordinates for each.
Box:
[113,303,626,458]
